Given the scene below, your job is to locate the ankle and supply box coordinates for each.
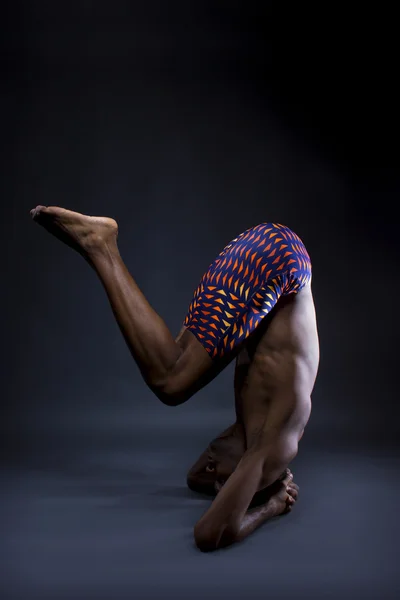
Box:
[85,239,120,268]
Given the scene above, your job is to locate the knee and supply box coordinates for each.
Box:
[148,374,192,406]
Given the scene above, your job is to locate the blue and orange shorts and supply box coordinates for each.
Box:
[183,222,312,360]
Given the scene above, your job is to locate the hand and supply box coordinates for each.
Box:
[249,468,298,510]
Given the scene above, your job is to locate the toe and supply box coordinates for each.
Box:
[278,469,289,481]
[30,205,48,219]
[285,493,295,511]
[282,471,293,487]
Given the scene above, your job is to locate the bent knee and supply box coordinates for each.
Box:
[147,336,212,406]
[149,376,193,406]
[145,360,190,406]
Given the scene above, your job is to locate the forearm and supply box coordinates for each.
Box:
[216,467,294,549]
[194,446,295,551]
[217,499,277,548]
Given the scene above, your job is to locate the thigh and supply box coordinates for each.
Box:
[165,326,238,402]
[165,223,269,401]
[164,223,315,404]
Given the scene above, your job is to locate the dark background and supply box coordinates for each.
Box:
[2,2,399,599]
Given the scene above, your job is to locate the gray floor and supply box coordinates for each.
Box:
[2,418,399,600]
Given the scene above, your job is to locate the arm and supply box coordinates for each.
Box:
[194,391,311,551]
[217,470,295,547]
[222,491,283,546]
[193,446,288,551]
[193,450,266,551]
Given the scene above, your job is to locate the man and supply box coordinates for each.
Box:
[30,205,319,552]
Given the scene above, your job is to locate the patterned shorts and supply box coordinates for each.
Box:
[183,222,312,360]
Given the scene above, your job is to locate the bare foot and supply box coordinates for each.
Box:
[30,205,118,262]
[269,468,299,515]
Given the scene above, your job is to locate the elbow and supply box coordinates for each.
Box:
[194,526,216,552]
[194,521,239,552]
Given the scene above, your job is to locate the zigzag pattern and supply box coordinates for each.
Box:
[183,223,312,359]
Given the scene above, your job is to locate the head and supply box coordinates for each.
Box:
[207,432,246,491]
[188,423,246,495]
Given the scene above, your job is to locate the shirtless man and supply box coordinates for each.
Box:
[30,205,319,552]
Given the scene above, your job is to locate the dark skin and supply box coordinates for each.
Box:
[186,422,298,509]
[187,320,306,499]
[30,205,319,551]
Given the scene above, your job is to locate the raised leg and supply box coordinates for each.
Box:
[30,205,231,405]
